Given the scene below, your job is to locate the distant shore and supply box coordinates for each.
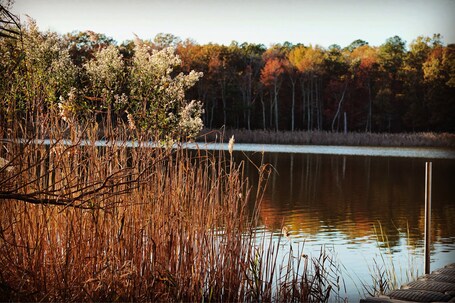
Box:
[197,129,455,148]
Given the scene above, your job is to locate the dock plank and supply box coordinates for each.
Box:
[360,263,455,303]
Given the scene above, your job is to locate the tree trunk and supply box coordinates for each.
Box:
[261,92,266,130]
[291,80,296,131]
[310,75,315,130]
[269,92,273,129]
[365,78,372,132]
[247,71,252,130]
[331,81,348,132]
[210,99,215,129]
[343,111,348,134]
[221,79,227,126]
[301,78,306,129]
[241,86,247,129]
[316,77,322,130]
[274,80,279,131]
[307,80,311,130]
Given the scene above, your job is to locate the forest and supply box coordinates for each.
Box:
[1,17,455,137]
[176,34,455,133]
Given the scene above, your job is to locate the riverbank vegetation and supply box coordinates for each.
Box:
[0,5,346,302]
[0,122,344,301]
[199,128,455,147]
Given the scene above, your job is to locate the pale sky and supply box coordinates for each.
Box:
[10,0,455,48]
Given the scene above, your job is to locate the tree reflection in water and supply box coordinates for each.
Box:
[241,151,455,253]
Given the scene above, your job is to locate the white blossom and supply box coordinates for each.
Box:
[130,38,204,140]
[114,93,129,107]
[228,135,235,155]
[126,111,136,130]
[58,88,78,123]
[178,100,204,138]
[84,45,124,99]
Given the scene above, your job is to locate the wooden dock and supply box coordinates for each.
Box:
[360,263,455,302]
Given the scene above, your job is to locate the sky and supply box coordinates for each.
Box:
[10,0,455,48]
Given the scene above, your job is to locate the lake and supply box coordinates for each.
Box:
[220,144,455,301]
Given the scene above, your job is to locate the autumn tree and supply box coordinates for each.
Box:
[349,44,379,131]
[421,43,455,131]
[261,47,285,130]
[401,36,436,130]
[237,42,265,129]
[284,47,299,131]
[376,36,406,131]
[289,45,325,130]
[176,41,214,127]
[320,45,349,132]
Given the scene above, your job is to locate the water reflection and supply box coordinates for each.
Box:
[241,151,455,255]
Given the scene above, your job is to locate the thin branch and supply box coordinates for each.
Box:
[0,193,99,209]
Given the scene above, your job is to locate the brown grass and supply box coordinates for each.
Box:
[0,111,345,302]
[198,128,455,147]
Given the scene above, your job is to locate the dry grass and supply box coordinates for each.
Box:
[199,128,455,147]
[0,111,345,302]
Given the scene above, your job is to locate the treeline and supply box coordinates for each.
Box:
[2,17,455,133]
[176,34,455,132]
[66,32,455,132]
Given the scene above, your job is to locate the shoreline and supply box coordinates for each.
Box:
[4,138,453,159]
[187,142,455,159]
[197,129,455,148]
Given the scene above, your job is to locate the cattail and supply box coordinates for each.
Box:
[126,111,136,130]
[58,98,70,123]
[228,135,235,155]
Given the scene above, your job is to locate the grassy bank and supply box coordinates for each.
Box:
[198,129,455,148]
[0,114,345,302]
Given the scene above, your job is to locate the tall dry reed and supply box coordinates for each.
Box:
[1,108,345,302]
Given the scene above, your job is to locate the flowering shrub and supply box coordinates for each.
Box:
[22,18,78,104]
[84,44,125,106]
[1,18,205,141]
[177,100,204,139]
[128,38,204,140]
[57,88,79,124]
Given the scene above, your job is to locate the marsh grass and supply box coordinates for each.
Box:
[199,128,455,147]
[0,110,346,302]
[361,221,420,298]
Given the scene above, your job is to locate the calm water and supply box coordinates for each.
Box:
[232,147,455,301]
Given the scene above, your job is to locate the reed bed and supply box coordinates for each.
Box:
[0,112,344,302]
[199,128,455,147]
